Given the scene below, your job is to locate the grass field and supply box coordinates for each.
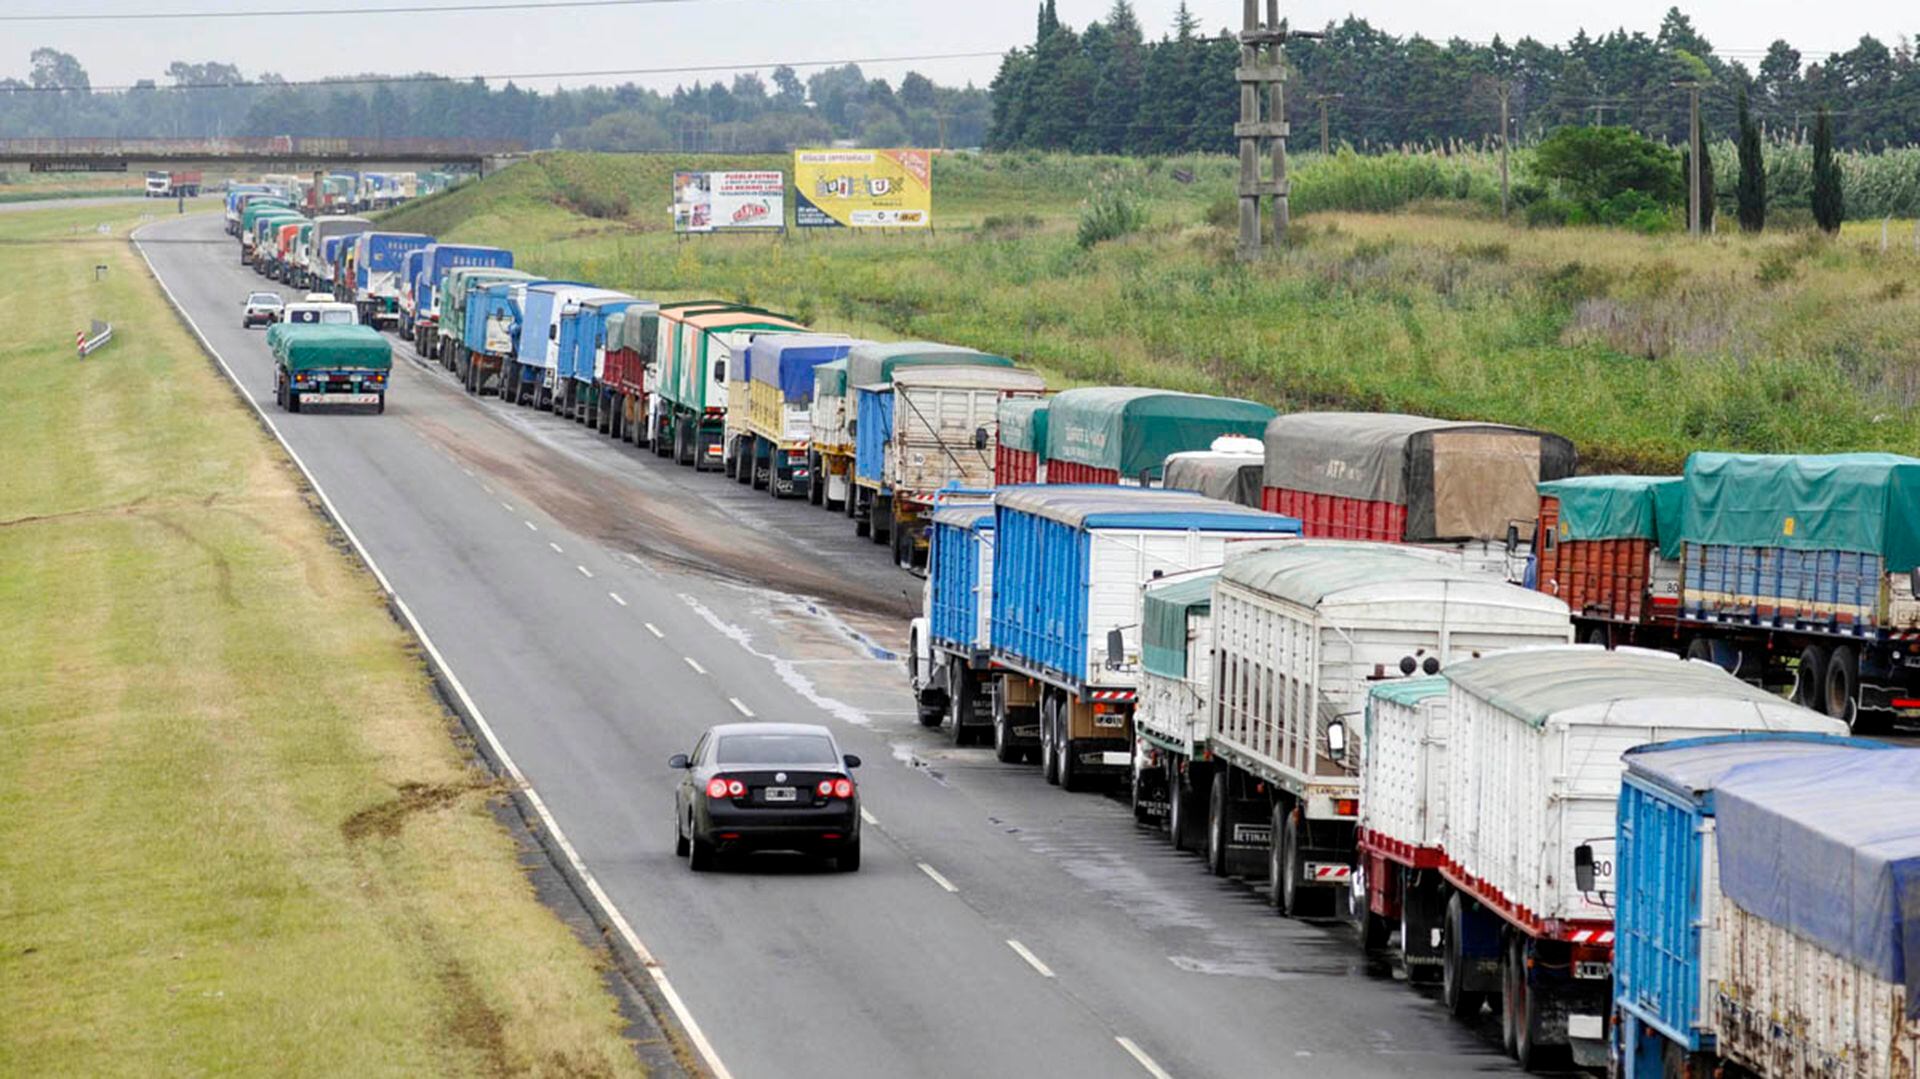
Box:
[386,150,1920,472]
[0,203,646,1075]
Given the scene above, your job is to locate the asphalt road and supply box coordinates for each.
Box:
[137,212,1522,1079]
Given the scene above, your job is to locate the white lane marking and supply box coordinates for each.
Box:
[684,656,707,675]
[608,592,627,607]
[501,501,514,511]
[548,541,563,554]
[917,862,958,893]
[1116,1038,1174,1079]
[728,697,754,718]
[131,223,736,1079]
[576,565,593,579]
[644,622,664,639]
[859,807,877,826]
[1006,940,1055,978]
[461,467,474,477]
[481,484,494,494]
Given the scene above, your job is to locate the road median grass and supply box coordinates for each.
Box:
[0,204,646,1075]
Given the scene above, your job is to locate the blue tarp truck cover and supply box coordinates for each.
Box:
[353,232,432,290]
[750,335,857,403]
[1617,733,1896,1048]
[423,244,513,315]
[1712,745,1920,1016]
[929,502,995,653]
[511,282,597,369]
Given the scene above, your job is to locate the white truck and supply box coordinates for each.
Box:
[1195,541,1573,918]
[1432,647,1844,1071]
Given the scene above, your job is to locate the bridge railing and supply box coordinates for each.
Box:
[0,137,523,159]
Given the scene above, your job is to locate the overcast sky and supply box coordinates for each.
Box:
[5,1,1911,94]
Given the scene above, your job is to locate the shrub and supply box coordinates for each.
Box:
[1531,126,1683,211]
[1202,194,1236,230]
[1525,197,1577,227]
[1077,186,1147,249]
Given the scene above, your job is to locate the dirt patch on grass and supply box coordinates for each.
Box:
[341,777,503,842]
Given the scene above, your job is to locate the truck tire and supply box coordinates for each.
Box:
[1443,892,1488,1020]
[808,454,825,506]
[1058,727,1082,792]
[949,671,977,746]
[287,386,300,414]
[1205,771,1231,876]
[1792,644,1829,712]
[871,498,891,546]
[1505,934,1560,1071]
[1040,697,1061,786]
[1169,764,1205,853]
[1826,644,1864,730]
[892,522,913,570]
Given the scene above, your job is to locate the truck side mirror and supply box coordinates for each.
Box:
[1105,628,1125,670]
[847,418,857,437]
[1326,720,1347,761]
[1574,844,1595,893]
[712,361,725,384]
[1505,523,1521,554]
[973,426,989,451]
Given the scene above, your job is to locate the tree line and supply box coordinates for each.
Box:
[0,49,990,153]
[988,2,1920,154]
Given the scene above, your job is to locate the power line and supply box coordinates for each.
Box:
[0,50,1008,94]
[0,0,762,21]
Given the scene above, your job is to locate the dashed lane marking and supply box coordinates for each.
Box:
[917,863,958,893]
[644,623,664,638]
[684,656,708,675]
[609,592,627,607]
[1116,1038,1174,1079]
[1006,940,1055,978]
[577,565,594,579]
[729,697,754,717]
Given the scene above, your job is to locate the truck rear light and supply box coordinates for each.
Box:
[1335,798,1358,817]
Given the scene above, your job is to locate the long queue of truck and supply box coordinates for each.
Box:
[223,196,1920,1077]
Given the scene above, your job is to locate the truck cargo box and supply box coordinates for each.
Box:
[1162,444,1265,508]
[1045,387,1275,487]
[268,323,393,372]
[1441,648,1844,937]
[1212,542,1572,815]
[850,346,1017,489]
[1536,475,1683,625]
[601,302,660,395]
[990,487,1299,693]
[886,366,1045,496]
[1614,734,1895,1072]
[1261,411,1576,543]
[996,397,1050,485]
[1679,452,1920,634]
[810,360,851,452]
[1136,569,1220,757]
[746,334,858,448]
[352,232,432,294]
[1360,676,1451,865]
[928,502,995,656]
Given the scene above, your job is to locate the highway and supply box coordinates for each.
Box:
[137,211,1519,1079]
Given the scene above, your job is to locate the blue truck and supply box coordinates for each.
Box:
[349,231,433,329]
[555,294,642,426]
[907,493,999,748]
[1614,733,1919,1078]
[412,244,514,362]
[987,486,1300,785]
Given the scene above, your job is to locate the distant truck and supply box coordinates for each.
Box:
[441,267,534,389]
[1423,648,1841,1071]
[1613,734,1918,1079]
[410,244,513,361]
[305,217,370,293]
[994,396,1049,485]
[555,293,641,424]
[909,492,999,748]
[808,359,854,511]
[596,303,655,440]
[1045,387,1274,486]
[146,169,202,198]
[224,184,276,234]
[1261,411,1574,578]
[510,282,625,412]
[986,486,1300,784]
[267,323,393,413]
[737,335,859,499]
[1160,440,1265,507]
[348,231,433,329]
[652,303,804,470]
[1532,474,1684,645]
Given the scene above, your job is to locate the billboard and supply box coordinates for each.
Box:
[672,170,785,233]
[793,149,933,229]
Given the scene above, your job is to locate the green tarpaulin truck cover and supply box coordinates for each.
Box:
[1047,387,1275,478]
[1681,452,1920,571]
[844,341,1011,388]
[1538,474,1685,559]
[998,396,1050,454]
[268,324,394,373]
[1142,571,1216,679]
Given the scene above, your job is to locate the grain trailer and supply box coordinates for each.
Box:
[1045,387,1275,486]
[1533,475,1684,648]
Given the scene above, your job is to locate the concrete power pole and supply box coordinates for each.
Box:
[1235,0,1322,260]
[1674,79,1703,236]
[1497,82,1511,220]
[1313,93,1343,154]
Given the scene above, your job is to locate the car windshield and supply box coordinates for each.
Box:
[713,733,837,765]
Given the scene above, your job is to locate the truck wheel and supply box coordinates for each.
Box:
[892,523,913,570]
[948,673,977,746]
[1500,934,1521,1057]
[1442,892,1487,1020]
[1205,771,1230,876]
[1792,644,1829,712]
[993,706,1022,763]
[1826,644,1865,730]
[808,454,825,506]
[1168,765,1200,852]
[376,394,386,415]
[1040,697,1060,786]
[1274,805,1298,913]
[1507,934,1560,1071]
[1058,728,1082,792]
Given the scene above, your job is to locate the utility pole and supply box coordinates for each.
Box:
[936,112,949,152]
[1312,92,1343,154]
[1496,81,1511,220]
[1235,0,1322,260]
[1674,79,1703,236]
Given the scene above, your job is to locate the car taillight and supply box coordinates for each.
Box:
[832,778,854,799]
[816,780,834,797]
[706,777,746,799]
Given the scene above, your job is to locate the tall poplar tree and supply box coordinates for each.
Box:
[1735,86,1766,231]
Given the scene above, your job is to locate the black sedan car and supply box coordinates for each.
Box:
[670,722,862,872]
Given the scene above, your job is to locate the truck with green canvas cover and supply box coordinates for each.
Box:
[1670,452,1920,731]
[652,303,804,471]
[1533,474,1685,644]
[1044,387,1276,486]
[439,267,533,383]
[267,323,393,413]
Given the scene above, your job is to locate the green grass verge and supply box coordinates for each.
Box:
[383,151,1920,472]
[0,203,645,1076]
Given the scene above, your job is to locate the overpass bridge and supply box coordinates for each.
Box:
[0,137,526,175]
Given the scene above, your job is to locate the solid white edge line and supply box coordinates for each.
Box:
[684,656,708,675]
[1115,1037,1174,1079]
[916,862,958,893]
[609,592,627,607]
[576,565,593,579]
[644,622,664,638]
[728,697,753,718]
[1006,940,1055,978]
[131,222,735,1079]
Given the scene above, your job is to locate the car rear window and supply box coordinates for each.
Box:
[250,294,281,304]
[714,733,837,765]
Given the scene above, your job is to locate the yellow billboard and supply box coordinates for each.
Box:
[793,149,932,229]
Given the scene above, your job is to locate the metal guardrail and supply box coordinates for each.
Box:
[77,319,113,357]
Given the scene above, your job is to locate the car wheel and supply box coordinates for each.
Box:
[688,835,715,872]
[836,839,860,872]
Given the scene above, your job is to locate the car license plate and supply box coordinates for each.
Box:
[763,786,797,803]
